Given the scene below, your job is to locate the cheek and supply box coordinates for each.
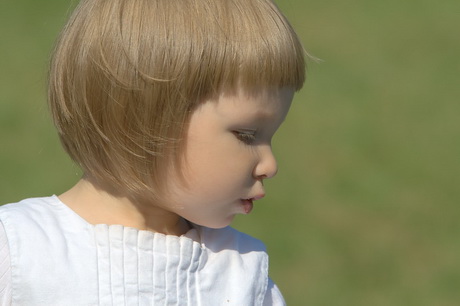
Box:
[184,140,255,191]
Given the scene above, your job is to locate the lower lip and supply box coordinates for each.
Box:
[241,199,254,214]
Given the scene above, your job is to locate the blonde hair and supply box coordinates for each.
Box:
[49,0,306,199]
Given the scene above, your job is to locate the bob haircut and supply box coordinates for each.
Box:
[49,0,306,200]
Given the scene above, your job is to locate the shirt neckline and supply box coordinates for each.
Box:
[49,194,201,243]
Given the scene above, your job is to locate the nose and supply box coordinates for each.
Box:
[253,145,278,180]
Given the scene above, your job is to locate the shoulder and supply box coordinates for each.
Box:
[0,196,60,220]
[0,196,57,213]
[195,226,272,304]
[198,226,267,254]
[0,196,68,241]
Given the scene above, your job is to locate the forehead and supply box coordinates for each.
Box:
[216,86,294,115]
[187,87,295,130]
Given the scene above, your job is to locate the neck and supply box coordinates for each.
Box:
[58,178,191,236]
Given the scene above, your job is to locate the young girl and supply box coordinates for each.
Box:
[0,0,305,304]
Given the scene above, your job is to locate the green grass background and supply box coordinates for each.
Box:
[1,0,459,304]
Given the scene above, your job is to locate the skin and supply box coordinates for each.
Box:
[59,86,294,235]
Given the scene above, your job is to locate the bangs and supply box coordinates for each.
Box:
[119,0,306,101]
[203,0,306,92]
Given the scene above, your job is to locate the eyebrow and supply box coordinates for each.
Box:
[250,108,284,122]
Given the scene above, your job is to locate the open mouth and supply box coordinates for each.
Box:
[241,198,254,214]
[241,195,264,214]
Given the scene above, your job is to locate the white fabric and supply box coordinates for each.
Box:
[0,224,11,306]
[0,196,285,305]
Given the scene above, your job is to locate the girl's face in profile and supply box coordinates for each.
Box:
[165,87,294,229]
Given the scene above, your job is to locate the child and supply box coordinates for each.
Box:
[0,0,305,304]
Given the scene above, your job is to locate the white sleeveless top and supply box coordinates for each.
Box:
[0,196,285,305]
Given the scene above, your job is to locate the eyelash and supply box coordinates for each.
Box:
[233,131,256,144]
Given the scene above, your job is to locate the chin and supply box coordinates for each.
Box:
[193,216,235,229]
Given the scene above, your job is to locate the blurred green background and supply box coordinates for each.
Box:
[1,0,459,304]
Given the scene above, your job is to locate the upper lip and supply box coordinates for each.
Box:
[245,194,265,201]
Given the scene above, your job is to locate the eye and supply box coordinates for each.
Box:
[233,130,256,144]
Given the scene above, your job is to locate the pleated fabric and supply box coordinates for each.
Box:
[93,224,204,306]
[0,196,282,305]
